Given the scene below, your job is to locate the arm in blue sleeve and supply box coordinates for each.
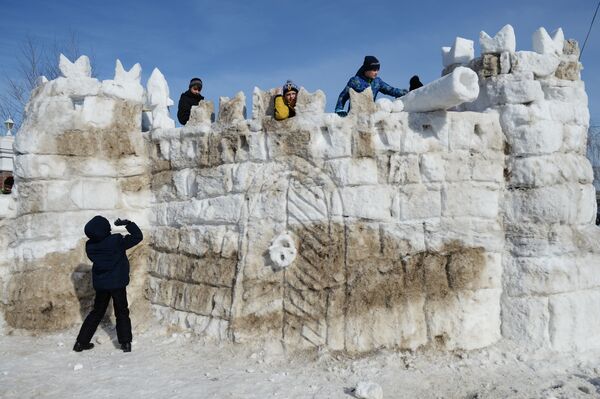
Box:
[335,84,351,112]
[335,77,363,112]
[378,79,408,98]
[123,222,143,250]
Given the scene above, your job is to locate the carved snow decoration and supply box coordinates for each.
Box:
[58,54,91,78]
[480,24,516,53]
[114,59,142,82]
[400,66,479,112]
[441,37,475,67]
[146,68,175,129]
[269,232,297,268]
[101,59,143,102]
[532,27,564,55]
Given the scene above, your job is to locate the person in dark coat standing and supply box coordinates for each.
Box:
[73,216,143,353]
[177,77,204,125]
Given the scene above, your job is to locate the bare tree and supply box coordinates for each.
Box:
[0,32,89,133]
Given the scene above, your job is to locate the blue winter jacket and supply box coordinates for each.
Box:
[84,216,143,290]
[335,75,408,113]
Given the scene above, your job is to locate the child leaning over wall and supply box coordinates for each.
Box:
[335,55,420,116]
[274,80,299,121]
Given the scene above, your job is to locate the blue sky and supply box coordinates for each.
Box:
[0,0,598,127]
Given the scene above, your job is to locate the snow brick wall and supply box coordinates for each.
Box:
[0,25,598,354]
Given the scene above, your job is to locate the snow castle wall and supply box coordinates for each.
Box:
[0,25,598,354]
[461,30,600,351]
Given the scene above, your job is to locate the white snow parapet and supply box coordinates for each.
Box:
[100,60,144,102]
[400,67,479,112]
[58,54,92,78]
[146,68,175,129]
[532,27,564,55]
[441,37,475,67]
[480,24,516,53]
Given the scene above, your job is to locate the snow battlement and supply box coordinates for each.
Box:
[0,24,598,354]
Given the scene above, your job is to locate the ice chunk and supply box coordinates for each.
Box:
[480,24,516,53]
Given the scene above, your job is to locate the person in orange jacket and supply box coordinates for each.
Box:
[274,80,299,120]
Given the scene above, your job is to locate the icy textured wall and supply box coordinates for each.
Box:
[147,89,504,352]
[0,56,152,331]
[0,25,598,354]
[461,27,599,351]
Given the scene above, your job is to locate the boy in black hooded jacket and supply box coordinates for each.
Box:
[177,77,204,125]
[73,215,143,353]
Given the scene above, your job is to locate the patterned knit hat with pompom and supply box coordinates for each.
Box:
[282,80,299,94]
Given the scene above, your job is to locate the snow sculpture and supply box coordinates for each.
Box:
[58,54,92,78]
[480,24,516,53]
[268,232,297,268]
[441,37,474,67]
[532,27,564,55]
[101,60,144,102]
[400,66,479,112]
[2,26,598,357]
[146,68,175,129]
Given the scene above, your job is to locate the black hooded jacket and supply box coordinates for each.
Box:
[84,216,143,290]
[177,90,204,125]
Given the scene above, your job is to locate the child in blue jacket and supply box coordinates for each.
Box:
[73,216,143,353]
[335,56,420,116]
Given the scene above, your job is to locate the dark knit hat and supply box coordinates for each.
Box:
[356,56,381,77]
[362,56,380,71]
[282,80,299,94]
[189,77,203,90]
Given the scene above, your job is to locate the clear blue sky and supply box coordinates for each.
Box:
[1,0,598,126]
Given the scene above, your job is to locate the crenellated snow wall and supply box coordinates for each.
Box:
[0,24,598,354]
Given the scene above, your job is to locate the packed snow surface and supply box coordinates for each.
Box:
[1,327,600,398]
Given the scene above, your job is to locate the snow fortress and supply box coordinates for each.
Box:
[0,24,597,353]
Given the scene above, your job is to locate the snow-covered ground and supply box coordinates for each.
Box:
[1,324,600,398]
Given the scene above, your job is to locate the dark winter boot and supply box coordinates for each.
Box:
[121,342,131,352]
[73,342,94,352]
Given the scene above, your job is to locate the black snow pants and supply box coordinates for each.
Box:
[76,288,132,345]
